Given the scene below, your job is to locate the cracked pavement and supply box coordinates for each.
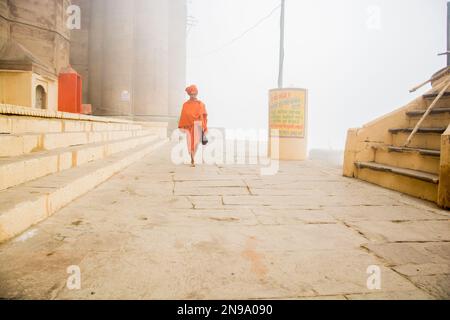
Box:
[0,143,449,299]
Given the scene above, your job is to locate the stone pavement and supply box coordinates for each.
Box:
[0,144,449,300]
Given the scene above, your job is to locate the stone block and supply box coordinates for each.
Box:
[0,116,12,134]
[10,117,62,134]
[0,135,24,157]
[0,138,167,243]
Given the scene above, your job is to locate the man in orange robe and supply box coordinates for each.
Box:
[178,85,208,167]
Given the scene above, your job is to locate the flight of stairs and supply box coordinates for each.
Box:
[350,90,450,205]
[0,105,169,243]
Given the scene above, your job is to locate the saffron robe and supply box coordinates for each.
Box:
[178,100,208,155]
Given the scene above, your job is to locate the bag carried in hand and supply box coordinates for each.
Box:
[202,130,208,146]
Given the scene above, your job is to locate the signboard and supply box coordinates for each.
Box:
[268,88,308,160]
[269,88,307,138]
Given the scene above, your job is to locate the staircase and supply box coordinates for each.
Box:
[0,104,169,243]
[344,69,450,209]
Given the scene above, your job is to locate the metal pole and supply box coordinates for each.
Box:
[278,0,285,89]
[447,1,450,66]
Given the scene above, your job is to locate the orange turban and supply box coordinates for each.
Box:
[185,85,198,95]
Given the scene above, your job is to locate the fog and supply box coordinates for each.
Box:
[187,0,447,150]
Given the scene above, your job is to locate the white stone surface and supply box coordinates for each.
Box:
[0,143,448,299]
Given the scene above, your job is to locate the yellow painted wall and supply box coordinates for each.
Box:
[342,90,431,178]
[0,71,58,111]
[0,71,32,107]
[438,125,450,209]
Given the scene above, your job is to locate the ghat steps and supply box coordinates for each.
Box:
[0,105,168,243]
[344,71,450,208]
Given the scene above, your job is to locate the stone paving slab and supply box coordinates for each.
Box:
[0,143,448,299]
[222,194,402,208]
[345,291,434,300]
[364,242,450,266]
[407,275,450,299]
[251,208,337,225]
[348,220,450,243]
[174,186,251,196]
[325,206,449,222]
[50,248,426,300]
[393,263,450,277]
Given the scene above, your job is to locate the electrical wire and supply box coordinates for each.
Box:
[189,4,281,59]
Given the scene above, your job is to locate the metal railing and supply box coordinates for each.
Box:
[404,71,450,147]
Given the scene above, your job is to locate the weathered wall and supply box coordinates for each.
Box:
[0,1,9,51]
[0,71,58,111]
[438,125,450,209]
[0,71,32,106]
[0,0,71,74]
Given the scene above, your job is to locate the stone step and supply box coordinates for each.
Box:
[0,115,145,134]
[422,93,450,109]
[406,108,450,117]
[388,146,441,157]
[371,147,441,175]
[423,92,450,100]
[406,108,450,128]
[389,127,447,134]
[409,119,450,130]
[0,104,146,134]
[0,134,160,191]
[391,131,442,150]
[0,137,168,243]
[0,129,161,157]
[355,162,439,184]
[353,161,439,203]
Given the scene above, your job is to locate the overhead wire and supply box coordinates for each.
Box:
[189,4,281,59]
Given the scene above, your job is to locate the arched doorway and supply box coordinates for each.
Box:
[35,85,47,109]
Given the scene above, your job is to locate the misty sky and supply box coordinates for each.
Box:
[186,0,447,150]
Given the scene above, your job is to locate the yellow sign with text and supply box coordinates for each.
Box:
[269,89,307,138]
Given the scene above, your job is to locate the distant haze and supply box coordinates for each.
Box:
[187,0,447,150]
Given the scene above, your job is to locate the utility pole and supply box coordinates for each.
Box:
[439,1,450,66]
[447,1,450,66]
[278,0,285,88]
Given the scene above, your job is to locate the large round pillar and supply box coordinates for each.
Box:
[87,0,181,118]
[89,0,135,116]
